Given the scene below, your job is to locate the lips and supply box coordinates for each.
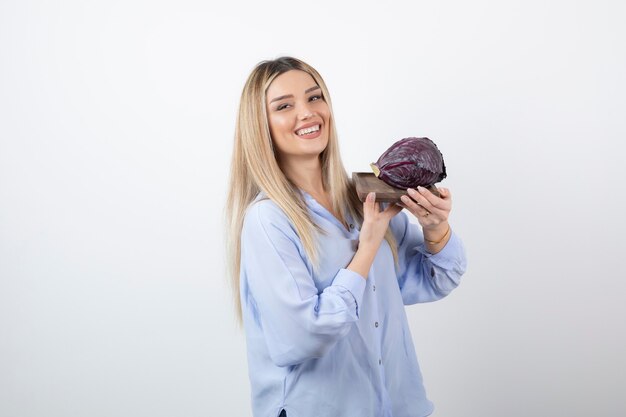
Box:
[295,122,321,137]
[296,125,320,137]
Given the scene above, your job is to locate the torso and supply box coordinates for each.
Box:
[308,191,350,232]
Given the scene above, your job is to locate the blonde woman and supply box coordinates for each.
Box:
[225,56,467,417]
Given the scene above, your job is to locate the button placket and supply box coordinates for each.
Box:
[368,278,383,370]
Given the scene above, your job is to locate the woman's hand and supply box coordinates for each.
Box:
[398,186,451,229]
[358,192,403,251]
[398,186,453,252]
[347,192,402,279]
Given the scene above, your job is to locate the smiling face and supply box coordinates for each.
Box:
[265,70,331,165]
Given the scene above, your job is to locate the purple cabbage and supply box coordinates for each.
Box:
[370,137,447,189]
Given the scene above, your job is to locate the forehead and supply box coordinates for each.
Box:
[266,70,318,98]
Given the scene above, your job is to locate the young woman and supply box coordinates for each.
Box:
[225,56,467,417]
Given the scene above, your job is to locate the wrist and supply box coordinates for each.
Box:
[347,244,378,279]
[356,240,379,255]
[423,221,449,238]
[424,222,451,247]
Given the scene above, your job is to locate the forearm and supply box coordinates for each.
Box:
[398,228,467,304]
[346,244,378,279]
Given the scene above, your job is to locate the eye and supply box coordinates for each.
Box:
[309,94,323,102]
[276,103,291,111]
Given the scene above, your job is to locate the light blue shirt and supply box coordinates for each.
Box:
[240,190,467,417]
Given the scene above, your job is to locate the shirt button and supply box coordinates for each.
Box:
[349,223,354,229]
[373,285,376,292]
[379,359,382,365]
[374,321,379,328]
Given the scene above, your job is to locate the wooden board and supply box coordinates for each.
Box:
[352,172,439,203]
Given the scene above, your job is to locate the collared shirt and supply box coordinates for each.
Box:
[240,190,467,417]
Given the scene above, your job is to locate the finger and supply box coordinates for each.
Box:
[363,192,376,218]
[434,187,452,213]
[406,188,436,212]
[415,186,450,211]
[437,187,450,198]
[415,186,444,208]
[400,194,431,217]
[371,192,381,214]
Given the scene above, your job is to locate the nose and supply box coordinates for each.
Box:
[298,103,314,120]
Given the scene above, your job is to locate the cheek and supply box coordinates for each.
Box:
[322,113,331,132]
[317,105,331,126]
[269,115,292,137]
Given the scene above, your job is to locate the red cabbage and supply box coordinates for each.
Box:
[370,137,447,189]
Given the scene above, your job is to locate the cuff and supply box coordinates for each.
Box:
[332,268,368,316]
[416,230,466,270]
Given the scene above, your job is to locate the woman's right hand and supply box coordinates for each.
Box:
[359,192,402,252]
[347,192,402,278]
[359,192,403,251]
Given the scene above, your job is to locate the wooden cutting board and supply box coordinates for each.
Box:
[352,172,440,203]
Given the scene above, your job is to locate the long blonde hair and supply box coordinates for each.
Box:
[224,57,397,324]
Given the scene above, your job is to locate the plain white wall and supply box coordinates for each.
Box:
[1,0,625,416]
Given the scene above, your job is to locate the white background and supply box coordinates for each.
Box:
[1,0,625,416]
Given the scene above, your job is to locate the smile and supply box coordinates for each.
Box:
[296,125,321,136]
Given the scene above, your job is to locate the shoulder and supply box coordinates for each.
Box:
[244,195,286,225]
[242,194,298,241]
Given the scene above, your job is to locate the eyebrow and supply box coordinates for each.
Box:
[269,86,321,103]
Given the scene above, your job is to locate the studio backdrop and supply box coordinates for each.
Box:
[1,1,625,416]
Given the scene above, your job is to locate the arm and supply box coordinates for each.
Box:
[394,186,467,304]
[390,210,467,304]
[241,201,367,367]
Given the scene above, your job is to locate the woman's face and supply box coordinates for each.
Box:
[265,70,330,164]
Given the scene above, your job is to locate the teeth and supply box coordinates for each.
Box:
[296,125,320,136]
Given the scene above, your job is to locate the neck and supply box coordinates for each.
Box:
[279,155,325,196]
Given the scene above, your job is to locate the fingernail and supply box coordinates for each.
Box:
[401,195,409,202]
[367,192,375,201]
[417,186,425,193]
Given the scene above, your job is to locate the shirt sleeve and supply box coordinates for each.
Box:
[389,210,468,305]
[240,200,367,367]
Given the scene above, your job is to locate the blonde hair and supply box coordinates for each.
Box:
[224,57,397,324]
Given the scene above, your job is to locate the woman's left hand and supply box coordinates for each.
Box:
[397,186,452,231]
